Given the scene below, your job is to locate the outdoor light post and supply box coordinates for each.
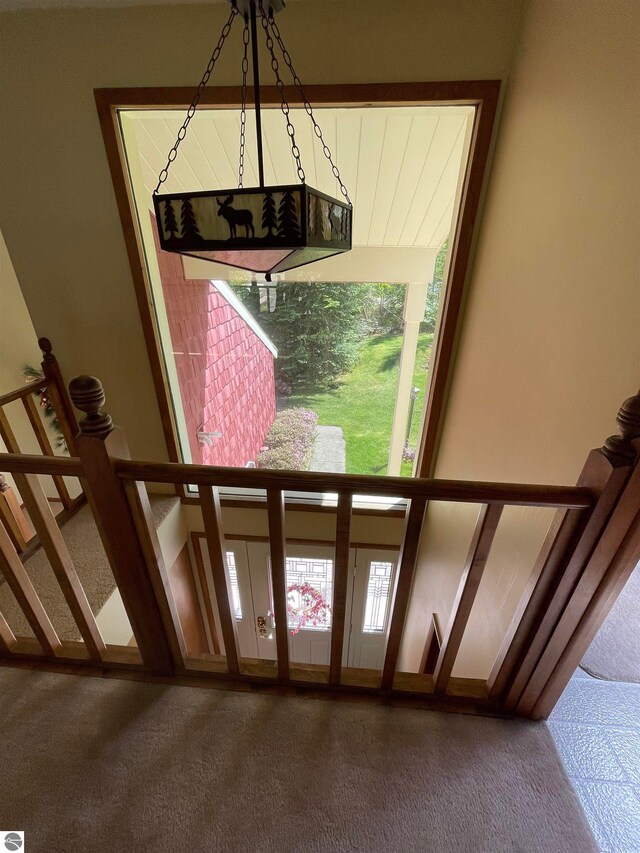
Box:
[405,385,420,450]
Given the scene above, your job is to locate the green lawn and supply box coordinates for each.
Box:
[284,332,432,476]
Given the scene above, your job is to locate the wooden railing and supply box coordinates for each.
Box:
[0,372,639,719]
[0,339,85,555]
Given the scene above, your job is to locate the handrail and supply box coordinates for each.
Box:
[114,459,594,508]
[0,378,47,408]
[0,452,84,478]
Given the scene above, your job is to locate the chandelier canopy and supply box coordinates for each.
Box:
[153,0,352,277]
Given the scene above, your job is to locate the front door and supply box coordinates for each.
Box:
[196,538,399,670]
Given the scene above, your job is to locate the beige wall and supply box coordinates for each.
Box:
[0,230,63,498]
[0,230,42,395]
[401,0,640,676]
[0,0,523,459]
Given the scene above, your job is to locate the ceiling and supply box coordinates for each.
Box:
[126,105,475,251]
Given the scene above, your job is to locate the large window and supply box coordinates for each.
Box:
[101,86,499,484]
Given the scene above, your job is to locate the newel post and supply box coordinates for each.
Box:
[68,375,177,675]
[515,388,640,718]
[494,388,640,712]
[39,337,80,455]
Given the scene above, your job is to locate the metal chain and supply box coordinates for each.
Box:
[267,10,351,204]
[258,0,306,183]
[238,17,250,188]
[153,6,237,195]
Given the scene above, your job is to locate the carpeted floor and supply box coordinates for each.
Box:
[0,496,178,640]
[581,560,640,683]
[0,668,596,853]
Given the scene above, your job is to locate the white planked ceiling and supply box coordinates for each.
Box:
[126,105,475,250]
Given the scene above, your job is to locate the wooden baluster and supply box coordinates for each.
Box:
[329,492,352,685]
[0,609,17,654]
[267,489,289,683]
[123,480,188,666]
[199,485,240,675]
[191,534,220,655]
[0,406,105,661]
[0,473,33,552]
[381,495,428,691]
[69,375,177,675]
[433,502,504,694]
[22,392,72,508]
[516,391,640,717]
[39,338,80,455]
[0,520,60,656]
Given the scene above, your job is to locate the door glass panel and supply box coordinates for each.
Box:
[285,557,333,632]
[362,561,394,633]
[226,551,242,620]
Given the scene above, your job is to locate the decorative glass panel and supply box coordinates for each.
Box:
[153,184,352,275]
[362,561,394,634]
[226,551,242,620]
[285,557,333,632]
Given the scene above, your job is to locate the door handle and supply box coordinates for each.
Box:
[256,615,273,639]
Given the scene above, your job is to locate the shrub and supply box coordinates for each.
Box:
[258,408,318,471]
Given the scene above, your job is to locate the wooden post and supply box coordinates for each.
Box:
[329,492,352,685]
[39,337,80,455]
[68,375,178,675]
[381,495,428,690]
[200,485,240,675]
[514,389,640,717]
[0,473,32,552]
[267,489,289,683]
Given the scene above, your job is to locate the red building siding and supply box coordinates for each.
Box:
[153,221,276,467]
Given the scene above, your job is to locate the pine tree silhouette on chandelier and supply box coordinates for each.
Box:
[278,191,300,240]
[163,199,179,241]
[180,198,202,244]
[262,191,277,237]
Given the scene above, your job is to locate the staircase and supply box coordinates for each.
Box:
[1,339,639,720]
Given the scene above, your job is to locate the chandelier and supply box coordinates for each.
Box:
[153,0,352,278]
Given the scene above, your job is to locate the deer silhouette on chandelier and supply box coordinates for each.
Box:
[216,195,255,240]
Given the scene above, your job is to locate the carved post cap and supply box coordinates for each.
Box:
[602,390,640,466]
[69,375,113,437]
[38,337,54,361]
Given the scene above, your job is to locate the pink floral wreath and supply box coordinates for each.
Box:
[285,583,332,635]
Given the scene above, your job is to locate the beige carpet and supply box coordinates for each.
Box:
[0,668,596,853]
[581,560,640,683]
[0,496,178,640]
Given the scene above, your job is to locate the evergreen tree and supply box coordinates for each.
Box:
[262,191,277,237]
[163,199,179,240]
[258,283,367,390]
[277,191,300,240]
[423,239,448,332]
[180,198,202,242]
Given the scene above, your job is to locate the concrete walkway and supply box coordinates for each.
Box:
[310,425,346,473]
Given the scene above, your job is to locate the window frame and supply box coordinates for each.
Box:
[95,81,501,497]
